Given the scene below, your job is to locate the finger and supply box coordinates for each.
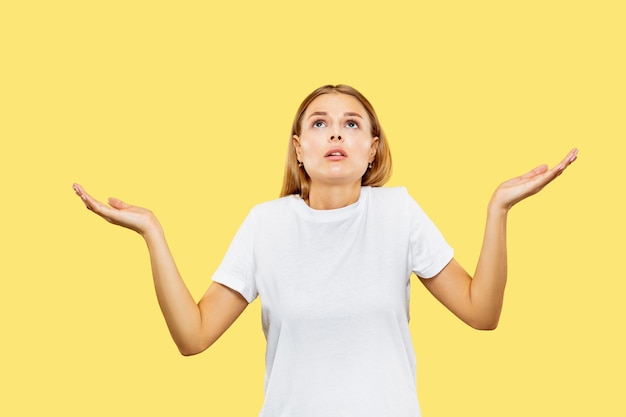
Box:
[108,197,132,210]
[526,150,578,189]
[565,147,579,163]
[499,164,548,188]
[72,183,87,200]
[73,184,116,218]
[520,148,578,184]
[519,164,549,180]
[555,148,579,173]
[72,183,96,209]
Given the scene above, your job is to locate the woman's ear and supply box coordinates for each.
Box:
[369,136,379,162]
[293,135,302,161]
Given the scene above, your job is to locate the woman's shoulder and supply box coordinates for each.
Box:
[248,194,300,217]
[368,185,411,201]
[367,186,426,216]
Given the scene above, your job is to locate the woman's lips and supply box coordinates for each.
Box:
[325,148,347,160]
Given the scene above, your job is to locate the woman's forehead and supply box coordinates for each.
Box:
[305,93,366,115]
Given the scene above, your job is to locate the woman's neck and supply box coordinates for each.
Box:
[306,183,361,210]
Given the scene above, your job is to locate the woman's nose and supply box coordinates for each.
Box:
[330,135,343,141]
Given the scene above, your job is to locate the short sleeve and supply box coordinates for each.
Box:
[407,194,454,279]
[211,211,258,303]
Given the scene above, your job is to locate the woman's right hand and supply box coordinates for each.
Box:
[72,183,161,237]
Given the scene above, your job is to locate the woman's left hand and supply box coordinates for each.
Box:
[491,148,578,211]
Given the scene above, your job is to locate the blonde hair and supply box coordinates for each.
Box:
[280,85,392,199]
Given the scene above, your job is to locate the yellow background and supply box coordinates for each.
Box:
[1,1,624,415]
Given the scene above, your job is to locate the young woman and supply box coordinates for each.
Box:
[73,85,578,416]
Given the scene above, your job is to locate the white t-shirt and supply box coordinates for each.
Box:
[212,186,454,417]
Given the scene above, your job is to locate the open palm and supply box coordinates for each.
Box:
[492,148,578,210]
[72,183,159,235]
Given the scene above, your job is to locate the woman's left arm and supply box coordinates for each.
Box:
[420,148,578,330]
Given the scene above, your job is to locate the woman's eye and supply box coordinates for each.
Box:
[346,120,359,129]
[313,120,326,128]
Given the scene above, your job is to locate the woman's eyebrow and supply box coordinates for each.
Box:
[308,111,328,119]
[307,111,363,119]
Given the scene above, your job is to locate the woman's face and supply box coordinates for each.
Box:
[293,93,378,190]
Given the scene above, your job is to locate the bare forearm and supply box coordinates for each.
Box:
[470,201,509,329]
[420,150,577,330]
[142,225,203,354]
[72,184,246,354]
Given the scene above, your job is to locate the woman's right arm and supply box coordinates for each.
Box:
[72,184,248,356]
